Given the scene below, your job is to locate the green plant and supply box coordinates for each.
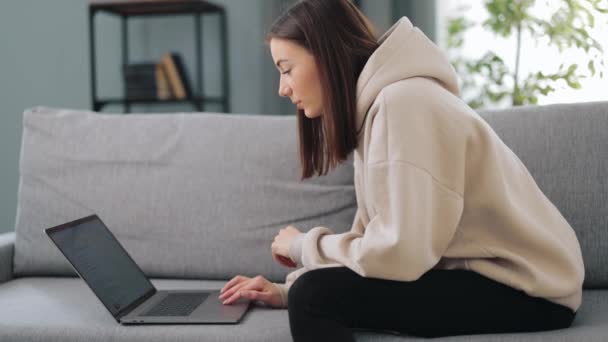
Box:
[446,0,608,108]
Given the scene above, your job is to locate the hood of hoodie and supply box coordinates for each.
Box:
[355,17,460,133]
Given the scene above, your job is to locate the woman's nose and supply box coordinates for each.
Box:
[278,82,292,97]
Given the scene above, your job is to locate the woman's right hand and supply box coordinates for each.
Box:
[272,250,297,268]
[219,275,284,308]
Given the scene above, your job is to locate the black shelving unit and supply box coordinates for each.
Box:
[88,0,230,113]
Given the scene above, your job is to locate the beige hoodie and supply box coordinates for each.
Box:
[272,17,584,311]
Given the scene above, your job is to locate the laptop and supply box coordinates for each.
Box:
[44,214,251,325]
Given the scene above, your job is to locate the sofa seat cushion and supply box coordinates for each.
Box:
[0,277,606,342]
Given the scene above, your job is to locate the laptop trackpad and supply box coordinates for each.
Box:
[126,290,249,324]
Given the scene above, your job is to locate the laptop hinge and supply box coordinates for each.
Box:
[115,288,157,320]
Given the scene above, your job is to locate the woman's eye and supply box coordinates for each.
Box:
[282,70,291,75]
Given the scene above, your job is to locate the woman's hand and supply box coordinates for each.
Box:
[272,252,297,268]
[271,225,302,268]
[219,275,283,308]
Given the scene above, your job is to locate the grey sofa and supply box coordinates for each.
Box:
[0,102,606,341]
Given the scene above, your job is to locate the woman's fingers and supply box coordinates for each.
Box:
[278,254,297,267]
[273,251,296,268]
[273,251,288,266]
[219,275,263,302]
[272,251,297,268]
[220,276,240,294]
[222,279,262,305]
[220,275,249,294]
[219,280,250,302]
[271,251,280,264]
[220,276,283,308]
[241,289,273,303]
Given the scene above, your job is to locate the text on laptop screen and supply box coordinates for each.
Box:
[47,217,155,316]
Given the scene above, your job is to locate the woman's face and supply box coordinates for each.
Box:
[270,38,324,118]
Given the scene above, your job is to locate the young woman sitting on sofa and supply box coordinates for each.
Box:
[218,0,584,340]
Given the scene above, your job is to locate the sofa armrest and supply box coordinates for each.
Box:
[0,232,15,284]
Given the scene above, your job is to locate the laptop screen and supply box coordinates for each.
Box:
[46,215,155,317]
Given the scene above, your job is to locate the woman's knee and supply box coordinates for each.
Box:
[288,267,348,311]
[288,269,324,309]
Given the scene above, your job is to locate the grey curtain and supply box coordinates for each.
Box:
[392,0,437,41]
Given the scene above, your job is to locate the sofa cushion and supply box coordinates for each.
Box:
[14,102,608,287]
[479,102,608,288]
[0,277,605,341]
[14,107,357,281]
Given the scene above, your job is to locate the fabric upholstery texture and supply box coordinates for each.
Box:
[14,107,357,282]
[0,277,605,342]
[3,102,607,341]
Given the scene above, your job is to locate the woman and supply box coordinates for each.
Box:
[219,0,584,340]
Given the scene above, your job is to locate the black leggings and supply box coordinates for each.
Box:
[287,267,575,341]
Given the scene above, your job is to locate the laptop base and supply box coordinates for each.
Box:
[120,290,251,324]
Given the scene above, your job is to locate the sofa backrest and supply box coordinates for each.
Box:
[13,107,357,283]
[14,102,608,288]
[478,101,608,288]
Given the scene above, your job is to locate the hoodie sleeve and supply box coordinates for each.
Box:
[297,161,464,281]
[272,209,367,308]
[272,266,308,308]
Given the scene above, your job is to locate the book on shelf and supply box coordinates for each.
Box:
[161,52,193,100]
[123,62,157,100]
[122,52,193,101]
[155,62,172,100]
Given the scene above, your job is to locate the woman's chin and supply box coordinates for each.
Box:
[303,109,321,119]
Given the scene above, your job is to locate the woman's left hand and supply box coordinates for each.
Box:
[271,225,302,262]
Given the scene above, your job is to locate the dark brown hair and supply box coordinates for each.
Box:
[266,0,379,180]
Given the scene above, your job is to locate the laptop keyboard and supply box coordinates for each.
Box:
[142,293,209,317]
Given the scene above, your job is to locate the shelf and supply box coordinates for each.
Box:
[89,0,223,17]
[88,0,230,113]
[95,96,225,108]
